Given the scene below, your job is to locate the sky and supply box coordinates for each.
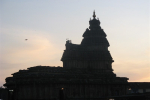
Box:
[0,0,150,86]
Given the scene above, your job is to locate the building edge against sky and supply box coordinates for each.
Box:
[1,1,149,88]
[2,11,150,100]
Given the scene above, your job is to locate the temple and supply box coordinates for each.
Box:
[62,11,113,71]
[3,12,150,100]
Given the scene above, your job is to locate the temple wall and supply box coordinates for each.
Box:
[14,83,127,100]
[64,61,112,70]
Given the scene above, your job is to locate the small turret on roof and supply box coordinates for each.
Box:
[93,10,96,19]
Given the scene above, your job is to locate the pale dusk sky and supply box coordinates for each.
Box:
[0,0,150,86]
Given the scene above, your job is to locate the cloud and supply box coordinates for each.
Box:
[1,27,64,66]
[0,27,63,86]
[137,75,150,82]
[110,46,150,82]
[113,59,150,82]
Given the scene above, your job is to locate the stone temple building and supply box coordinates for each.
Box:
[4,12,129,100]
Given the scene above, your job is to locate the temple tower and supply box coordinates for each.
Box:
[61,11,113,72]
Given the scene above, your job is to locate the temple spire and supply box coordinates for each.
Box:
[93,10,96,19]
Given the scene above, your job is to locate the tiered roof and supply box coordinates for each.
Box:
[61,11,113,62]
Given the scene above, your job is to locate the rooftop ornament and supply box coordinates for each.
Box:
[93,10,96,19]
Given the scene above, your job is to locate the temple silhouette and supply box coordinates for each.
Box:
[3,11,150,100]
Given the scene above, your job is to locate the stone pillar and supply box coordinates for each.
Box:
[80,84,83,98]
[54,84,57,99]
[84,84,87,98]
[41,85,44,99]
[50,84,53,99]
[17,86,20,99]
[103,85,105,96]
[30,85,33,99]
[69,84,71,97]
[23,86,27,99]
[41,85,45,99]
[79,84,81,97]
[28,86,31,99]
[95,85,97,97]
[33,84,37,99]
[49,85,51,99]
[21,86,24,99]
[45,85,49,99]
[39,86,42,99]
[36,85,39,99]
[26,86,29,99]
[99,85,102,97]
[51,84,54,99]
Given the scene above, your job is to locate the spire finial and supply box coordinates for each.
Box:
[93,10,96,19]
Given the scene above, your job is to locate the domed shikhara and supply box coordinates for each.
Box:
[61,11,113,71]
[81,12,108,46]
